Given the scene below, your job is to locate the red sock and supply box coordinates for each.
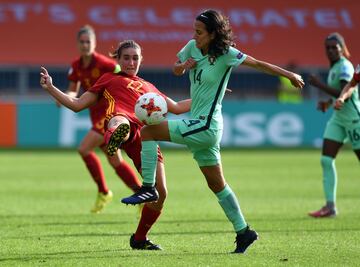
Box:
[82,152,108,193]
[134,205,161,241]
[115,161,141,192]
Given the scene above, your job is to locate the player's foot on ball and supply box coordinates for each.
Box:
[233,226,258,253]
[308,206,337,218]
[130,234,162,250]
[121,186,159,205]
[90,190,113,214]
[106,123,130,156]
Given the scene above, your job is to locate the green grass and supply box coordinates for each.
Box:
[0,148,359,266]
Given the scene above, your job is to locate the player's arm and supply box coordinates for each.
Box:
[309,75,347,98]
[40,67,97,112]
[173,58,197,76]
[66,81,80,97]
[166,97,191,114]
[317,98,333,113]
[55,81,79,107]
[334,78,358,110]
[242,56,304,88]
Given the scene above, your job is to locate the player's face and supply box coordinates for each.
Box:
[193,20,214,54]
[118,48,142,76]
[325,39,342,63]
[77,33,96,57]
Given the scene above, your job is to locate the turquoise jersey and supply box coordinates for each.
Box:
[328,57,360,122]
[177,39,247,130]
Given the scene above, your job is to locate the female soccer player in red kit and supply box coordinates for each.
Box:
[40,40,191,250]
[62,25,141,213]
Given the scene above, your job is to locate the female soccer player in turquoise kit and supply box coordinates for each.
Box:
[120,9,304,253]
[308,33,360,218]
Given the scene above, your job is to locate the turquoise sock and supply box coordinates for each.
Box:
[141,141,158,187]
[321,155,337,203]
[216,184,247,233]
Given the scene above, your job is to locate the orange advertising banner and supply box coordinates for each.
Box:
[0,0,359,67]
[0,102,16,147]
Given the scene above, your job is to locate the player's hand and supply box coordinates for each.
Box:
[317,99,333,113]
[182,58,197,70]
[40,66,53,90]
[308,74,322,88]
[334,98,345,110]
[289,73,304,89]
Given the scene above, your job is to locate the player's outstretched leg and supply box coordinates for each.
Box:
[105,123,130,156]
[233,226,258,253]
[121,186,159,205]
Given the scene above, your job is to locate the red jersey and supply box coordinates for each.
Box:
[68,51,117,90]
[354,64,360,83]
[67,52,117,133]
[88,72,166,128]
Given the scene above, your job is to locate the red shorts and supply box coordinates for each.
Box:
[119,121,164,173]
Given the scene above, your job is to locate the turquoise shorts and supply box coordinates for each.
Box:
[323,117,360,150]
[168,119,223,166]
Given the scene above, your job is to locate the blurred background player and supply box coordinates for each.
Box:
[308,33,360,218]
[335,64,360,110]
[119,9,304,253]
[40,40,191,250]
[277,61,303,104]
[62,25,141,213]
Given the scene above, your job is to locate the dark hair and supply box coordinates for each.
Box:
[110,40,142,59]
[77,25,96,40]
[196,9,235,58]
[325,32,350,58]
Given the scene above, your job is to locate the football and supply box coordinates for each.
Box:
[135,92,168,125]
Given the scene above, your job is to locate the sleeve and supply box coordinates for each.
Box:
[339,61,354,82]
[225,46,247,67]
[176,40,194,63]
[354,64,360,83]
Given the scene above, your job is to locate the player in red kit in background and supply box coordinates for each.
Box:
[40,39,191,250]
[61,25,141,213]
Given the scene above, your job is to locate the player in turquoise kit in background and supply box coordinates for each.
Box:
[308,33,360,218]
[118,9,304,253]
[63,25,141,213]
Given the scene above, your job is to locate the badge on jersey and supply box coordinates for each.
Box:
[237,52,244,60]
[91,68,100,78]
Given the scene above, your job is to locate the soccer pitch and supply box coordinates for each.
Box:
[0,149,359,266]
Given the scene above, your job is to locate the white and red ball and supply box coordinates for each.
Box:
[135,93,168,125]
